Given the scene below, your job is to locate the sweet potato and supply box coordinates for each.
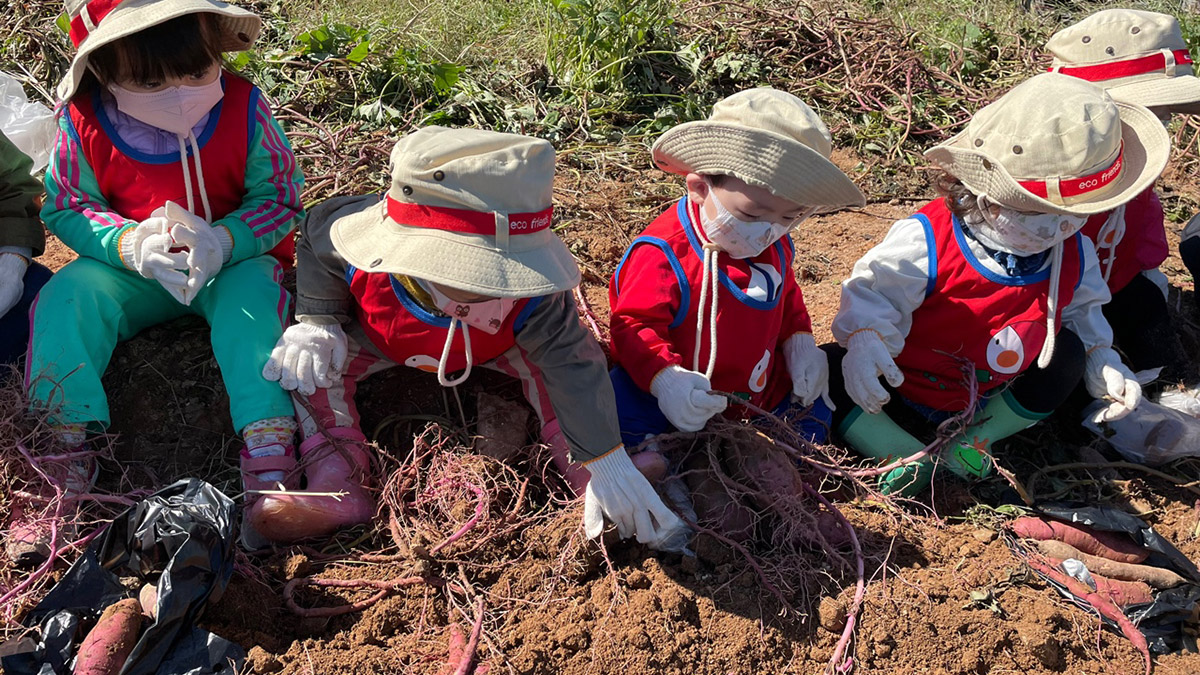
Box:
[1011,517,1148,564]
[73,598,142,675]
[1035,539,1185,589]
[1025,556,1151,675]
[1092,574,1155,607]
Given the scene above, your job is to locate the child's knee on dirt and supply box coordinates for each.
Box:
[829,73,1167,495]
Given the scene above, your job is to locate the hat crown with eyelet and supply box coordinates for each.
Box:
[706,88,834,159]
[964,73,1122,189]
[1047,9,1188,73]
[384,126,553,218]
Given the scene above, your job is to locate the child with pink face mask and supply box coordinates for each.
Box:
[19,0,303,551]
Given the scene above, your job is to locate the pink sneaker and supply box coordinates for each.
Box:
[247,428,376,545]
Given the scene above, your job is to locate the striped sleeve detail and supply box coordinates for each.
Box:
[241,96,302,239]
[46,118,128,233]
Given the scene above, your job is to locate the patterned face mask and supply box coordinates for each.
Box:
[698,182,814,259]
[976,195,1089,256]
[426,284,516,336]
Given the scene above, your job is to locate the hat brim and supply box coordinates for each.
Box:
[651,122,866,209]
[923,101,1170,215]
[57,0,261,101]
[1105,75,1200,115]
[330,200,582,299]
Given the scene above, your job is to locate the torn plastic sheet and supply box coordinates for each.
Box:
[1007,503,1200,655]
[1,479,245,675]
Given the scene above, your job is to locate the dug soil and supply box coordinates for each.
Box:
[25,154,1200,674]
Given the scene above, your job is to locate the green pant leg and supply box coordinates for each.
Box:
[191,255,294,432]
[27,257,187,427]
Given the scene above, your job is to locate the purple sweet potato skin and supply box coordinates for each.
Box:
[74,598,142,675]
[1011,517,1148,564]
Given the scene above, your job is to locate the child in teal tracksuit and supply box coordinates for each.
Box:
[22,0,303,545]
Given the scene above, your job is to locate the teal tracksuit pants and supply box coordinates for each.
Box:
[26,254,294,432]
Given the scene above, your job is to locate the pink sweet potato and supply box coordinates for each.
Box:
[1011,517,1148,564]
[138,584,158,620]
[1092,574,1155,607]
[74,598,142,675]
[1035,539,1185,589]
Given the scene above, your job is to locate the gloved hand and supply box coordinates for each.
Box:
[0,251,29,319]
[156,201,224,298]
[583,447,689,549]
[262,321,349,396]
[1084,347,1142,422]
[842,329,904,414]
[649,364,727,431]
[783,332,835,410]
[125,217,190,304]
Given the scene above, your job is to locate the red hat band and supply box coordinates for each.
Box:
[69,0,124,46]
[1053,49,1193,82]
[1016,142,1124,203]
[386,197,553,237]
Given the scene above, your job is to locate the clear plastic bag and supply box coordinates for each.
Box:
[1083,398,1200,466]
[1156,384,1200,419]
[0,71,55,174]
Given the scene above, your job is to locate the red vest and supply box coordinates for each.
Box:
[346,267,539,374]
[68,72,294,266]
[1079,187,1166,294]
[611,197,794,412]
[895,199,1084,411]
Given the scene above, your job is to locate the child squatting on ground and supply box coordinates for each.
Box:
[825,72,1170,496]
[607,88,865,538]
[15,0,306,553]
[1047,9,1200,386]
[261,126,688,550]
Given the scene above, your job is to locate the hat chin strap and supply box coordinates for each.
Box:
[1096,205,1126,285]
[1037,240,1063,369]
[437,319,473,387]
[176,131,213,222]
[693,242,721,380]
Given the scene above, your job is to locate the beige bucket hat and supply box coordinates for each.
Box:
[58,0,261,101]
[651,87,865,209]
[331,126,579,299]
[1047,9,1200,114]
[924,72,1169,216]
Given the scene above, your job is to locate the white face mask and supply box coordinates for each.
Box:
[426,284,516,336]
[108,78,223,136]
[976,196,1088,256]
[697,183,812,259]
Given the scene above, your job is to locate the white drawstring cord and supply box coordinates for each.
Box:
[437,318,473,387]
[1096,207,1125,285]
[175,132,213,223]
[692,242,721,379]
[1037,239,1064,369]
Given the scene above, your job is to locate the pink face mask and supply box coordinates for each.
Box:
[427,284,516,336]
[108,78,223,136]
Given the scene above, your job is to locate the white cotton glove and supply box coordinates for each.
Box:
[124,217,191,304]
[262,321,349,396]
[1084,347,1142,422]
[156,201,223,299]
[842,329,904,414]
[583,447,689,549]
[783,332,835,410]
[649,364,727,432]
[0,251,29,319]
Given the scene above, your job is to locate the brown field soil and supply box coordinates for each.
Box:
[15,153,1200,675]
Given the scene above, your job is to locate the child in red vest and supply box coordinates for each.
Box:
[607,88,865,534]
[22,0,303,549]
[1046,9,1197,383]
[828,73,1168,495]
[261,126,685,550]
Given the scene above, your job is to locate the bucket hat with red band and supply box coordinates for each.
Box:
[651,87,865,210]
[58,0,261,101]
[1047,9,1200,114]
[331,126,580,299]
[924,73,1169,216]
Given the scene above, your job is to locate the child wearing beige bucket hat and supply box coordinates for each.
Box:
[826,72,1170,496]
[607,88,865,537]
[19,0,305,553]
[1047,9,1198,383]
[262,126,686,549]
